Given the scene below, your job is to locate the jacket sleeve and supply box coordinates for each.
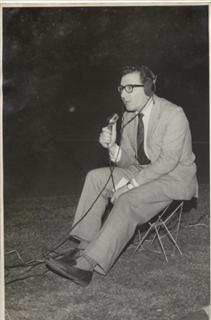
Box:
[134,107,189,185]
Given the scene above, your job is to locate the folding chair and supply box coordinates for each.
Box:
[134,200,184,262]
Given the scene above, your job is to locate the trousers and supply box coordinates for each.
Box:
[70,167,172,274]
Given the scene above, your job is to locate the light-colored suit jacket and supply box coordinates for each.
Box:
[117,95,198,200]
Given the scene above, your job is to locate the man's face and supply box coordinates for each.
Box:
[119,71,149,112]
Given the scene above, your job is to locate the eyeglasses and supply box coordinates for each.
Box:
[117,84,144,94]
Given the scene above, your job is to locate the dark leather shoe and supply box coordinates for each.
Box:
[45,256,93,287]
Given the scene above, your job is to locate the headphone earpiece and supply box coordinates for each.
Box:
[143,73,157,96]
[144,78,155,96]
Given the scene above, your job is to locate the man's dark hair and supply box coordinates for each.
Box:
[121,65,157,96]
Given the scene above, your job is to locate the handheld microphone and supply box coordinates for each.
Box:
[107,113,119,127]
[105,113,119,148]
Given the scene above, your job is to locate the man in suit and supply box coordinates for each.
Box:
[46,65,197,286]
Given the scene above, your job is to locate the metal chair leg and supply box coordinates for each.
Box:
[159,218,182,256]
[134,201,184,261]
[151,204,171,244]
[134,223,154,253]
[172,202,183,255]
[154,224,168,262]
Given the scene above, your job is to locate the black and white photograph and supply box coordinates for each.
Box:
[2,3,210,320]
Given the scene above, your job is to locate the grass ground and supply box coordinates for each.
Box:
[4,184,210,320]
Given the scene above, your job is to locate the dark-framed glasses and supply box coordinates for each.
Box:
[117,84,144,94]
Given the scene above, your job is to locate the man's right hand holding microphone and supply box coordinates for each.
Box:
[99,122,117,151]
[98,114,135,203]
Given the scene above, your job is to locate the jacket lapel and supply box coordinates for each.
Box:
[146,95,161,145]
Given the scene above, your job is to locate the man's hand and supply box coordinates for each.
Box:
[111,184,129,204]
[99,123,117,149]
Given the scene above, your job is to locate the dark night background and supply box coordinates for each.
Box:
[3,6,209,199]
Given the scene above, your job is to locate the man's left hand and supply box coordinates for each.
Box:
[111,185,129,204]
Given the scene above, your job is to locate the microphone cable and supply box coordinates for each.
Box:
[5,113,124,285]
[6,98,151,285]
[107,110,125,192]
[5,162,121,285]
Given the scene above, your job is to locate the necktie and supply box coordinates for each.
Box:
[137,113,151,165]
